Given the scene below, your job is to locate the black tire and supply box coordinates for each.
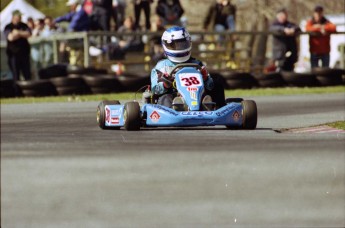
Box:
[50,77,86,87]
[254,72,286,88]
[90,87,114,94]
[117,75,150,91]
[226,79,254,89]
[316,75,342,86]
[21,90,43,97]
[56,86,90,95]
[241,100,257,129]
[123,102,141,131]
[0,79,15,98]
[67,65,85,75]
[83,75,120,91]
[84,67,108,75]
[281,71,318,87]
[223,72,256,89]
[97,100,121,130]
[313,68,343,86]
[225,98,243,104]
[17,80,57,96]
[38,64,68,79]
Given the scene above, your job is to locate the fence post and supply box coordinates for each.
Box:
[83,32,90,68]
[52,37,58,64]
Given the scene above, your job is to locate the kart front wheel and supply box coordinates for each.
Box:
[241,100,257,129]
[97,100,121,130]
[123,102,141,131]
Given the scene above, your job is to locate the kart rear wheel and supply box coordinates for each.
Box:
[97,100,121,130]
[241,100,257,129]
[124,102,141,131]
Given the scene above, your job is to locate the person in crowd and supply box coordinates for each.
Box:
[41,16,59,66]
[156,0,184,27]
[203,0,236,32]
[305,5,336,68]
[112,0,126,31]
[4,10,32,86]
[41,16,58,37]
[150,15,166,62]
[117,16,144,52]
[92,0,112,31]
[32,19,45,36]
[269,8,301,72]
[83,0,93,15]
[106,16,144,59]
[133,0,153,31]
[54,0,90,32]
[26,17,35,31]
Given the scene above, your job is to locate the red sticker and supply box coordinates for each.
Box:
[187,87,198,91]
[232,110,240,122]
[149,110,160,123]
[111,117,119,124]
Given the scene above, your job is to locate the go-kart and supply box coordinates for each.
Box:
[97,63,257,131]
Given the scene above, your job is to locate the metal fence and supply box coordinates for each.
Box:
[1,31,344,79]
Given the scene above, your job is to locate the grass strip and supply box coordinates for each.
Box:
[1,86,344,104]
[327,121,345,130]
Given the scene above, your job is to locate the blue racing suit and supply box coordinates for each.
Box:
[151,57,214,95]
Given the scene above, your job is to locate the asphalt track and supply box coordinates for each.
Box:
[1,93,345,227]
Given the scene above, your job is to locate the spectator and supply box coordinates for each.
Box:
[83,0,93,15]
[134,0,153,31]
[305,5,336,68]
[108,16,144,59]
[269,8,301,72]
[92,0,112,31]
[54,0,90,32]
[32,19,45,37]
[27,17,35,31]
[118,16,144,52]
[41,16,59,66]
[150,15,166,62]
[41,16,58,37]
[156,0,184,27]
[112,0,127,30]
[203,0,236,32]
[4,10,32,85]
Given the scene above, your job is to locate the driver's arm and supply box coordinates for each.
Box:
[151,61,168,95]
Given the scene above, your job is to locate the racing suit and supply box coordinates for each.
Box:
[151,57,215,107]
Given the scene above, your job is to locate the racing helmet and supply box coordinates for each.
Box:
[161,26,192,63]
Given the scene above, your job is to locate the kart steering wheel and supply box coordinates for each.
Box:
[169,63,202,78]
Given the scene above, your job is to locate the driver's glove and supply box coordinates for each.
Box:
[161,72,174,89]
[200,66,214,90]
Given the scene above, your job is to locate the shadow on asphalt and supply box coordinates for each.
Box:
[138,127,274,131]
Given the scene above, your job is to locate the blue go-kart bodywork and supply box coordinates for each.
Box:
[97,64,257,130]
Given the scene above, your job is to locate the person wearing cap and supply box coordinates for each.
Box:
[269,8,301,72]
[54,0,90,32]
[4,10,32,86]
[305,5,336,68]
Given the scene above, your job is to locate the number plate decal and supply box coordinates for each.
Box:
[179,73,202,87]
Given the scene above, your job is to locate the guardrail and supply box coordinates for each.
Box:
[1,31,344,77]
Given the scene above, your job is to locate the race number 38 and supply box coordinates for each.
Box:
[179,73,202,87]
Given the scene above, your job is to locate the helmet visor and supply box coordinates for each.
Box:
[163,38,191,51]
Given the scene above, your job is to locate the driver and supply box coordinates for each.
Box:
[151,26,216,108]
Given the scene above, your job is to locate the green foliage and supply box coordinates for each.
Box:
[1,0,69,18]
